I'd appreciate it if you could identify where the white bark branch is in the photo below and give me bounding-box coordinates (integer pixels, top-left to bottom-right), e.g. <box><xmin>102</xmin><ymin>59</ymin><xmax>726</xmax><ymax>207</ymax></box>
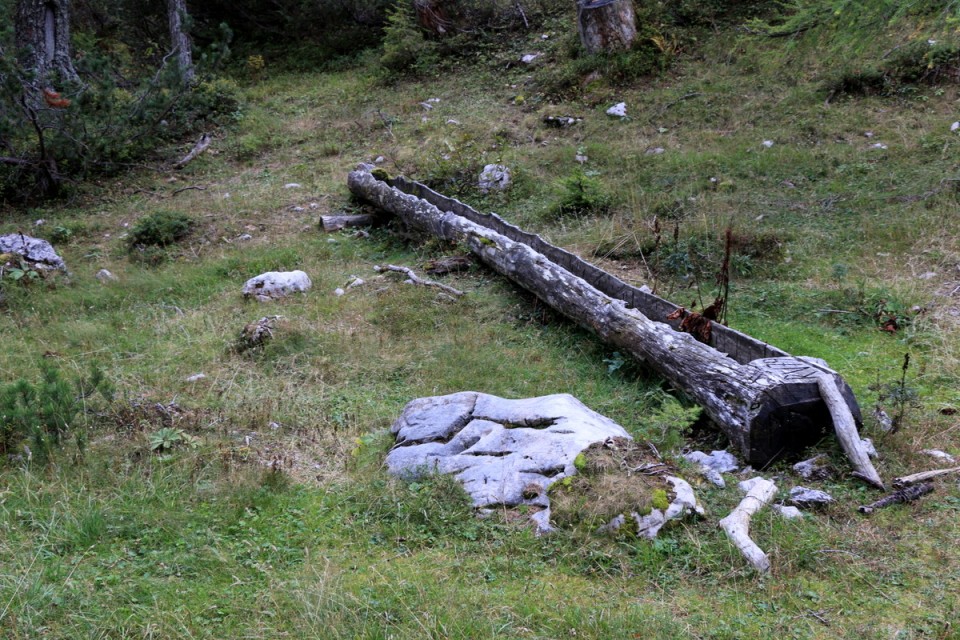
<box><xmin>817</xmin><ymin>375</ymin><xmax>885</xmax><ymax>489</ymax></box>
<box><xmin>374</xmin><ymin>264</ymin><xmax>465</xmax><ymax>297</ymax></box>
<box><xmin>719</xmin><ymin>478</ymin><xmax>777</xmax><ymax>573</ymax></box>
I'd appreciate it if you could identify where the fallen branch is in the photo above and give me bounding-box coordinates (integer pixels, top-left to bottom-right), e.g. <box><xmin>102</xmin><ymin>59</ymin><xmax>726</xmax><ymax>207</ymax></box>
<box><xmin>858</xmin><ymin>482</ymin><xmax>934</xmax><ymax>514</ymax></box>
<box><xmin>893</xmin><ymin>465</ymin><xmax>960</xmax><ymax>488</ymax></box>
<box><xmin>172</xmin><ymin>185</ymin><xmax>206</xmax><ymax>196</ymax></box>
<box><xmin>719</xmin><ymin>477</ymin><xmax>777</xmax><ymax>573</ymax></box>
<box><xmin>817</xmin><ymin>375</ymin><xmax>885</xmax><ymax>489</ymax></box>
<box><xmin>174</xmin><ymin>133</ymin><xmax>211</xmax><ymax>169</ymax></box>
<box><xmin>374</xmin><ymin>264</ymin><xmax>465</xmax><ymax>297</ymax></box>
<box><xmin>321</xmin><ymin>214</ymin><xmax>376</xmax><ymax>232</ymax></box>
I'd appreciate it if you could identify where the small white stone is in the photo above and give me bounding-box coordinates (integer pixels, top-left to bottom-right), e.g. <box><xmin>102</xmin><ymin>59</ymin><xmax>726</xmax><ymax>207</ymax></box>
<box><xmin>269</xmin><ymin>421</ymin><xmax>281</xmax><ymax>430</ymax></box>
<box><xmin>95</xmin><ymin>269</ymin><xmax>117</xmax><ymax>282</ymax></box>
<box><xmin>34</xmin><ymin>219</ymin><xmax>45</xmax><ymax>226</ymax></box>
<box><xmin>283</xmin><ymin>183</ymin><xmax>301</xmax><ymax>189</ymax></box>
<box><xmin>419</xmin><ymin>102</ymin><xmax>433</xmax><ymax>111</ymax></box>
<box><xmin>606</xmin><ymin>102</ymin><xmax>627</xmax><ymax>118</ymax></box>
<box><xmin>521</xmin><ymin>53</ymin><xmax>541</xmax><ymax>64</ymax></box>
<box><xmin>446</xmin><ymin>119</ymin><xmax>460</xmax><ymax>125</ymax></box>
<box><xmin>237</xmin><ymin>233</ymin><xmax>253</xmax><ymax>241</ymax></box>
<box><xmin>870</xmin><ymin>142</ymin><xmax>888</xmax><ymax>150</ymax></box>
<box><xmin>575</xmin><ymin>154</ymin><xmax>588</xmax><ymax>164</ymax></box>
<box><xmin>773</xmin><ymin>504</ymin><xmax>804</xmax><ymax>519</ymax></box>
<box><xmin>762</xmin><ymin>140</ymin><xmax>774</xmax><ymax>148</ymax></box>
<box><xmin>334</xmin><ymin>287</ymin><xmax>345</xmax><ymax>297</ymax></box>
<box><xmin>918</xmin><ymin>271</ymin><xmax>937</xmax><ymax>280</ymax></box>
<box><xmin>223</xmin><ymin>193</ymin><xmax>231</xmax><ymax>199</ymax></box>
<box><xmin>427</xmin><ymin>98</ymin><xmax>440</xmax><ymax>103</ymax></box>
<box><xmin>290</xmin><ymin>206</ymin><xmax>305</xmax><ymax>212</ymax></box>
<box><xmin>541</xmin><ymin>34</ymin><xmax>549</xmax><ymax>39</ymax></box>
<box><xmin>864</xmin><ymin>131</ymin><xmax>874</xmax><ymax>138</ymax></box>
<box><xmin>185</xmin><ymin>373</ymin><xmax>206</xmax><ymax>382</ymax></box>
<box><xmin>645</xmin><ymin>147</ymin><xmax>665</xmax><ymax>155</ymax></box>
<box><xmin>374</xmin><ymin>156</ymin><xmax>385</xmax><ymax>163</ymax></box>
<box><xmin>951</xmin><ymin>122</ymin><xmax>959</xmax><ymax>132</ymax></box>
<box><xmin>309</xmin><ymin>202</ymin><xmax>319</xmax><ymax>210</ymax></box>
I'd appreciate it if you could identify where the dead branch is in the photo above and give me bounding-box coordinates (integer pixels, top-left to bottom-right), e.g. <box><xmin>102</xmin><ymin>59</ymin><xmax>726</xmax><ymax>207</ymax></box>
<box><xmin>174</xmin><ymin>133</ymin><xmax>211</xmax><ymax>169</ymax></box>
<box><xmin>893</xmin><ymin>465</ymin><xmax>960</xmax><ymax>488</ymax></box>
<box><xmin>719</xmin><ymin>477</ymin><xmax>777</xmax><ymax>573</ymax></box>
<box><xmin>858</xmin><ymin>482</ymin><xmax>934</xmax><ymax>514</ymax></box>
<box><xmin>817</xmin><ymin>375</ymin><xmax>885</xmax><ymax>489</ymax></box>
<box><xmin>374</xmin><ymin>264</ymin><xmax>465</xmax><ymax>297</ymax></box>
<box><xmin>172</xmin><ymin>185</ymin><xmax>206</xmax><ymax>196</ymax></box>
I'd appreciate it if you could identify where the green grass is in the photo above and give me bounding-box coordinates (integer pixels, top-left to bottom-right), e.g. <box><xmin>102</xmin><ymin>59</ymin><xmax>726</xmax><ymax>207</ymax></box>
<box><xmin>2</xmin><ymin>5</ymin><xmax>960</xmax><ymax>637</ymax></box>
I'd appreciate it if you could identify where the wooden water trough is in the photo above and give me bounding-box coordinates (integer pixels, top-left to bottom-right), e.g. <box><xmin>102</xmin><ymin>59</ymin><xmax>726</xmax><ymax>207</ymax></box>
<box><xmin>348</xmin><ymin>165</ymin><xmax>883</xmax><ymax>486</ymax></box>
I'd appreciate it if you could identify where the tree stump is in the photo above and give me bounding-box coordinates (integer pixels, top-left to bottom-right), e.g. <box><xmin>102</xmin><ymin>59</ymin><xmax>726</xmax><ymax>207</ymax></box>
<box><xmin>576</xmin><ymin>0</ymin><xmax>637</xmax><ymax>55</ymax></box>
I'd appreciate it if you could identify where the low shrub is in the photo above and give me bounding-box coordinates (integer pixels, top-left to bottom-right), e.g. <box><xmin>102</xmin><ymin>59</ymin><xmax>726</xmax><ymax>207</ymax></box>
<box><xmin>128</xmin><ymin>210</ymin><xmax>195</xmax><ymax>249</ymax></box>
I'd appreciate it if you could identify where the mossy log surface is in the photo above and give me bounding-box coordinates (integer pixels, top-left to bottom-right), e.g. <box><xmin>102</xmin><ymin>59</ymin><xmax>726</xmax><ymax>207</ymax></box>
<box><xmin>347</xmin><ymin>166</ymin><xmax>868</xmax><ymax>470</ymax></box>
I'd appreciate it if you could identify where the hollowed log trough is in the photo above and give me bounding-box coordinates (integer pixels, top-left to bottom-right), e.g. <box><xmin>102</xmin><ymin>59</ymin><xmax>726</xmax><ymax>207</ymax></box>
<box><xmin>348</xmin><ymin>166</ymin><xmax>877</xmax><ymax>479</ymax></box>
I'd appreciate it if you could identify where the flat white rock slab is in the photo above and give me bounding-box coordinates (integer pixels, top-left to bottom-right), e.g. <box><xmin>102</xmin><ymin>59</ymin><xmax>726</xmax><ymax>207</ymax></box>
<box><xmin>242</xmin><ymin>270</ymin><xmax>312</xmax><ymax>301</ymax></box>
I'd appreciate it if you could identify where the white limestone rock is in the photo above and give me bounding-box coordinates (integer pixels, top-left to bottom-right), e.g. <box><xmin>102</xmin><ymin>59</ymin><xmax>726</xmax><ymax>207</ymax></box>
<box><xmin>0</xmin><ymin>234</ymin><xmax>67</xmax><ymax>271</ymax></box>
<box><xmin>788</xmin><ymin>486</ymin><xmax>834</xmax><ymax>509</ymax></box>
<box><xmin>772</xmin><ymin>504</ymin><xmax>804</xmax><ymax>519</ymax></box>
<box><xmin>386</xmin><ymin>392</ymin><xmax>630</xmax><ymax>534</ymax></box>
<box><xmin>684</xmin><ymin>450</ymin><xmax>738</xmax><ymax>488</ymax></box>
<box><xmin>606</xmin><ymin>102</ymin><xmax>627</xmax><ymax>117</ymax></box>
<box><xmin>478</xmin><ymin>164</ymin><xmax>511</xmax><ymax>193</ymax></box>
<box><xmin>96</xmin><ymin>269</ymin><xmax>117</xmax><ymax>283</ymax></box>
<box><xmin>242</xmin><ymin>270</ymin><xmax>312</xmax><ymax>301</ymax></box>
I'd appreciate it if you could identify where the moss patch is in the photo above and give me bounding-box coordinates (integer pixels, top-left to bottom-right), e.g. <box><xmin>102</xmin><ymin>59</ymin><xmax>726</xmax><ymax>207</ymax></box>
<box><xmin>549</xmin><ymin>437</ymin><xmax>674</xmax><ymax>531</ymax></box>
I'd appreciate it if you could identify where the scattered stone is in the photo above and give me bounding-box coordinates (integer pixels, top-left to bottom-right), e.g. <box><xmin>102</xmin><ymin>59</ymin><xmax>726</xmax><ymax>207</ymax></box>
<box><xmin>478</xmin><ymin>164</ymin><xmax>511</xmax><ymax>193</ymax></box>
<box><xmin>242</xmin><ymin>271</ymin><xmax>312</xmax><ymax>301</ymax></box>
<box><xmin>541</xmin><ymin>34</ymin><xmax>549</xmax><ymax>39</ymax></box>
<box><xmin>520</xmin><ymin>53</ymin><xmax>541</xmax><ymax>64</ymax></box>
<box><xmin>788</xmin><ymin>486</ymin><xmax>834</xmax><ymax>509</ymax></box>
<box><xmin>793</xmin><ymin>454</ymin><xmax>830</xmax><ymax>480</ymax></box>
<box><xmin>419</xmin><ymin>102</ymin><xmax>433</xmax><ymax>111</ymax></box>
<box><xmin>185</xmin><ymin>373</ymin><xmax>206</xmax><ymax>382</ymax></box>
<box><xmin>918</xmin><ymin>271</ymin><xmax>937</xmax><ymax>280</ymax></box>
<box><xmin>869</xmin><ymin>142</ymin><xmax>888</xmax><ymax>150</ymax></box>
<box><xmin>374</xmin><ymin>156</ymin><xmax>385</xmax><ymax>164</ymax></box>
<box><xmin>543</xmin><ymin>116</ymin><xmax>582</xmax><ymax>128</ymax></box>
<box><xmin>427</xmin><ymin>98</ymin><xmax>440</xmax><ymax>103</ymax></box>
<box><xmin>346</xmin><ymin>276</ymin><xmax>364</xmax><ymax>290</ymax></box>
<box><xmin>922</xmin><ymin>449</ymin><xmax>956</xmax><ymax>463</ymax></box>
<box><xmin>34</xmin><ymin>219</ymin><xmax>45</xmax><ymax>226</ymax></box>
<box><xmin>385</xmin><ymin>392</ymin><xmax>631</xmax><ymax>534</ymax></box>
<box><xmin>446</xmin><ymin>119</ymin><xmax>460</xmax><ymax>125</ymax></box>
<box><xmin>685</xmin><ymin>450</ymin><xmax>738</xmax><ymax>488</ymax></box>
<box><xmin>0</xmin><ymin>234</ymin><xmax>67</xmax><ymax>271</ymax></box>
<box><xmin>237</xmin><ymin>233</ymin><xmax>253</xmax><ymax>241</ymax></box>
<box><xmin>952</xmin><ymin>122</ymin><xmax>959</xmax><ymax>132</ymax></box>
<box><xmin>95</xmin><ymin>269</ymin><xmax>117</xmax><ymax>283</ymax></box>
<box><xmin>575</xmin><ymin>154</ymin><xmax>588</xmax><ymax>164</ymax></box>
<box><xmin>762</xmin><ymin>140</ymin><xmax>774</xmax><ymax>148</ymax></box>
<box><xmin>606</xmin><ymin>102</ymin><xmax>627</xmax><ymax>118</ymax></box>
<box><xmin>772</xmin><ymin>504</ymin><xmax>804</xmax><ymax>519</ymax></box>
<box><xmin>873</xmin><ymin>405</ymin><xmax>893</xmax><ymax>431</ymax></box>
<box><xmin>333</xmin><ymin>287</ymin><xmax>345</xmax><ymax>297</ymax></box>
<box><xmin>309</xmin><ymin>202</ymin><xmax>319</xmax><ymax>210</ymax></box>
<box><xmin>645</xmin><ymin>147</ymin><xmax>665</xmax><ymax>155</ymax></box>
<box><xmin>290</xmin><ymin>206</ymin><xmax>305</xmax><ymax>212</ymax></box>
<box><xmin>864</xmin><ymin>131</ymin><xmax>874</xmax><ymax>138</ymax></box>
<box><xmin>283</xmin><ymin>183</ymin><xmax>301</xmax><ymax>189</ymax></box>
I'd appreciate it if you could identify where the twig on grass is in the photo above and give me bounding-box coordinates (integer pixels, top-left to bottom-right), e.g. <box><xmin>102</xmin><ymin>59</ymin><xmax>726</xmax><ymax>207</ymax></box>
<box><xmin>374</xmin><ymin>264</ymin><xmax>465</xmax><ymax>297</ymax></box>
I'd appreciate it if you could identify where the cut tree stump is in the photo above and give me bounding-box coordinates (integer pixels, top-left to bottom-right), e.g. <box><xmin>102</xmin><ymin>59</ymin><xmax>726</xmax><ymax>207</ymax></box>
<box><xmin>576</xmin><ymin>0</ymin><xmax>637</xmax><ymax>55</ymax></box>
<box><xmin>347</xmin><ymin>166</ymin><xmax>871</xmax><ymax>474</ymax></box>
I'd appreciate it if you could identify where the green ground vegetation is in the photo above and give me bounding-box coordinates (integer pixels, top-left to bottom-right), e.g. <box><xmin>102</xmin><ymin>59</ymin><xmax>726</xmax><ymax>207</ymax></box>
<box><xmin>2</xmin><ymin>2</ymin><xmax>960</xmax><ymax>637</ymax></box>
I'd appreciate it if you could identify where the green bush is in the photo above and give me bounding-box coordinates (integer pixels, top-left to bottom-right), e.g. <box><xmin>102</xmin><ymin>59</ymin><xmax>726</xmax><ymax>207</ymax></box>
<box><xmin>379</xmin><ymin>2</ymin><xmax>437</xmax><ymax>74</ymax></box>
<box><xmin>0</xmin><ymin>362</ymin><xmax>113</xmax><ymax>465</ymax></box>
<box><xmin>550</xmin><ymin>169</ymin><xmax>611</xmax><ymax>218</ymax></box>
<box><xmin>128</xmin><ymin>210</ymin><xmax>195</xmax><ymax>248</ymax></box>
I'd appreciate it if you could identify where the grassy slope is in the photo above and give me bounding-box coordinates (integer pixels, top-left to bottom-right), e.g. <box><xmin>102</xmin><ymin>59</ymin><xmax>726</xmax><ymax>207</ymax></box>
<box><xmin>2</xmin><ymin>10</ymin><xmax>960</xmax><ymax>639</ymax></box>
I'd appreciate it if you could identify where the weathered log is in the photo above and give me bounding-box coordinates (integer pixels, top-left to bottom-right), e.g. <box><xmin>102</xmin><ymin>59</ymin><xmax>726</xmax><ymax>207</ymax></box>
<box><xmin>347</xmin><ymin>167</ymin><xmax>868</xmax><ymax>471</ymax></box>
<box><xmin>576</xmin><ymin>0</ymin><xmax>637</xmax><ymax>55</ymax></box>
<box><xmin>893</xmin><ymin>465</ymin><xmax>960</xmax><ymax>488</ymax></box>
<box><xmin>719</xmin><ymin>477</ymin><xmax>777</xmax><ymax>573</ymax></box>
<box><xmin>321</xmin><ymin>214</ymin><xmax>377</xmax><ymax>232</ymax></box>
<box><xmin>858</xmin><ymin>482</ymin><xmax>934</xmax><ymax>514</ymax></box>
<box><xmin>174</xmin><ymin>133</ymin><xmax>211</xmax><ymax>169</ymax></box>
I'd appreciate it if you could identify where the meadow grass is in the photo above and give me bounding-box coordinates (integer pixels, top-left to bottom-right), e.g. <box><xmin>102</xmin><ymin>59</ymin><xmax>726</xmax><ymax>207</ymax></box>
<box><xmin>2</xmin><ymin>8</ymin><xmax>960</xmax><ymax>638</ymax></box>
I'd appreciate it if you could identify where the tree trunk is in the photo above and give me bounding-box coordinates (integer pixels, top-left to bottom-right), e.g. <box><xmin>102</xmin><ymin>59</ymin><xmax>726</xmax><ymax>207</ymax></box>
<box><xmin>348</xmin><ymin>166</ymin><xmax>874</xmax><ymax>476</ymax></box>
<box><xmin>576</xmin><ymin>0</ymin><xmax>637</xmax><ymax>55</ymax></box>
<box><xmin>166</xmin><ymin>0</ymin><xmax>195</xmax><ymax>84</ymax></box>
<box><xmin>14</xmin><ymin>0</ymin><xmax>80</xmax><ymax>87</ymax></box>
